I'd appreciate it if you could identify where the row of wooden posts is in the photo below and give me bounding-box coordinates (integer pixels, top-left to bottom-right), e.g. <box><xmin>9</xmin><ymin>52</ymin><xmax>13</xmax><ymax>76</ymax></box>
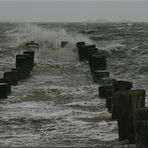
<box><xmin>0</xmin><ymin>41</ymin><xmax>38</xmax><ymax>100</ymax></box>
<box><xmin>0</xmin><ymin>40</ymin><xmax>147</xmax><ymax>147</ymax></box>
<box><xmin>76</xmin><ymin>41</ymin><xmax>148</xmax><ymax>147</ymax></box>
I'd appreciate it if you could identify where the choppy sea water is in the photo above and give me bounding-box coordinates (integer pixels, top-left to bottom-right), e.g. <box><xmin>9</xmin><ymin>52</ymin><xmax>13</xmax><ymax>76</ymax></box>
<box><xmin>0</xmin><ymin>22</ymin><xmax>148</xmax><ymax>147</ymax></box>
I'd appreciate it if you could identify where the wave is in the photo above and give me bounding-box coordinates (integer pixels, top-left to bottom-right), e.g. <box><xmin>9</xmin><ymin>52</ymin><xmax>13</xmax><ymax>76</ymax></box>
<box><xmin>4</xmin><ymin>23</ymin><xmax>94</xmax><ymax>63</ymax></box>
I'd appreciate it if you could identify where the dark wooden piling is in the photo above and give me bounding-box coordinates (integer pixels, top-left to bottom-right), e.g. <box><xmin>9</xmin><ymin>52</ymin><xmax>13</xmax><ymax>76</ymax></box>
<box><xmin>113</xmin><ymin>89</ymin><xmax>145</xmax><ymax>143</ymax></box>
<box><xmin>135</xmin><ymin>107</ymin><xmax>148</xmax><ymax>147</ymax></box>
<box><xmin>89</xmin><ymin>54</ymin><xmax>107</xmax><ymax>73</ymax></box>
<box><xmin>93</xmin><ymin>70</ymin><xmax>110</xmax><ymax>83</ymax></box>
<box><xmin>78</xmin><ymin>46</ymin><xmax>88</xmax><ymax>61</ymax></box>
<box><xmin>87</xmin><ymin>47</ymin><xmax>98</xmax><ymax>55</ymax></box>
<box><xmin>106</xmin><ymin>97</ymin><xmax>112</xmax><ymax>112</ymax></box>
<box><xmin>0</xmin><ymin>78</ymin><xmax>11</xmax><ymax>94</ymax></box>
<box><xmin>23</xmin><ymin>51</ymin><xmax>35</xmax><ymax>70</ymax></box>
<box><xmin>76</xmin><ymin>42</ymin><xmax>85</xmax><ymax>48</ymax></box>
<box><xmin>87</xmin><ymin>48</ymin><xmax>98</xmax><ymax>61</ymax></box>
<box><xmin>11</xmin><ymin>68</ymin><xmax>19</xmax><ymax>80</ymax></box>
<box><xmin>112</xmin><ymin>80</ymin><xmax>133</xmax><ymax>120</ymax></box>
<box><xmin>16</xmin><ymin>56</ymin><xmax>27</xmax><ymax>79</ymax></box>
<box><xmin>23</xmin><ymin>53</ymin><xmax>33</xmax><ymax>71</ymax></box>
<box><xmin>16</xmin><ymin>54</ymin><xmax>32</xmax><ymax>78</ymax></box>
<box><xmin>0</xmin><ymin>83</ymin><xmax>8</xmax><ymax>99</ymax></box>
<box><xmin>85</xmin><ymin>45</ymin><xmax>97</xmax><ymax>61</ymax></box>
<box><xmin>100</xmin><ymin>78</ymin><xmax>116</xmax><ymax>86</ymax></box>
<box><xmin>3</xmin><ymin>71</ymin><xmax>18</xmax><ymax>86</ymax></box>
<box><xmin>25</xmin><ymin>41</ymin><xmax>39</xmax><ymax>49</ymax></box>
<box><xmin>78</xmin><ymin>44</ymin><xmax>97</xmax><ymax>62</ymax></box>
<box><xmin>98</xmin><ymin>85</ymin><xmax>113</xmax><ymax>98</ymax></box>
<box><xmin>61</xmin><ymin>41</ymin><xmax>68</xmax><ymax>48</ymax></box>
<box><xmin>99</xmin><ymin>78</ymin><xmax>116</xmax><ymax>112</ymax></box>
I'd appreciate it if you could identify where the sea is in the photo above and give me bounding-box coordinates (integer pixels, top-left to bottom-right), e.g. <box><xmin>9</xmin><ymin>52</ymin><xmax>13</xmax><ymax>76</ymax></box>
<box><xmin>0</xmin><ymin>22</ymin><xmax>148</xmax><ymax>147</ymax></box>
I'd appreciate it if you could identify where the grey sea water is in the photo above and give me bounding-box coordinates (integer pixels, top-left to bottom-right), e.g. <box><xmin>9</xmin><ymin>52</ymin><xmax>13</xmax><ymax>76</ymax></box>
<box><xmin>0</xmin><ymin>22</ymin><xmax>147</xmax><ymax>147</ymax></box>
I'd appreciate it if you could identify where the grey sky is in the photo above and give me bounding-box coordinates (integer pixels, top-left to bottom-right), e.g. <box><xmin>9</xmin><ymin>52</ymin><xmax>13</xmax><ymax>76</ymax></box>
<box><xmin>0</xmin><ymin>1</ymin><xmax>148</xmax><ymax>22</ymax></box>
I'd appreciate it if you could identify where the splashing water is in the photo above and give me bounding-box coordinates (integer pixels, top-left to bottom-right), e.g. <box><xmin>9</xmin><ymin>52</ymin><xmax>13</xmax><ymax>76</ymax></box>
<box><xmin>5</xmin><ymin>23</ymin><xmax>94</xmax><ymax>63</ymax></box>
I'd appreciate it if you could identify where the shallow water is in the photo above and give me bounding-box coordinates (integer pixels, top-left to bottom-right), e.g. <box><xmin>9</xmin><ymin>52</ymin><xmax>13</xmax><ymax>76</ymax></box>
<box><xmin>0</xmin><ymin>22</ymin><xmax>147</xmax><ymax>147</ymax></box>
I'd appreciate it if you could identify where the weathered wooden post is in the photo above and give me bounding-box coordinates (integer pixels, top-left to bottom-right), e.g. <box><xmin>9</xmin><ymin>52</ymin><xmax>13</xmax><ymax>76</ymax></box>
<box><xmin>135</xmin><ymin>107</ymin><xmax>148</xmax><ymax>147</ymax></box>
<box><xmin>85</xmin><ymin>45</ymin><xmax>97</xmax><ymax>60</ymax></box>
<box><xmin>12</xmin><ymin>67</ymin><xmax>23</xmax><ymax>80</ymax></box>
<box><xmin>100</xmin><ymin>78</ymin><xmax>116</xmax><ymax>112</ymax></box>
<box><xmin>100</xmin><ymin>78</ymin><xmax>116</xmax><ymax>86</ymax></box>
<box><xmin>76</xmin><ymin>42</ymin><xmax>85</xmax><ymax>48</ymax></box>
<box><xmin>61</xmin><ymin>41</ymin><xmax>68</xmax><ymax>48</ymax></box>
<box><xmin>0</xmin><ymin>78</ymin><xmax>11</xmax><ymax>94</ymax></box>
<box><xmin>112</xmin><ymin>80</ymin><xmax>133</xmax><ymax>120</ymax></box>
<box><xmin>89</xmin><ymin>54</ymin><xmax>107</xmax><ymax>73</ymax></box>
<box><xmin>93</xmin><ymin>70</ymin><xmax>110</xmax><ymax>83</ymax></box>
<box><xmin>16</xmin><ymin>54</ymin><xmax>32</xmax><ymax>78</ymax></box>
<box><xmin>16</xmin><ymin>56</ymin><xmax>27</xmax><ymax>79</ymax></box>
<box><xmin>23</xmin><ymin>51</ymin><xmax>35</xmax><ymax>70</ymax></box>
<box><xmin>25</xmin><ymin>41</ymin><xmax>39</xmax><ymax>49</ymax></box>
<box><xmin>78</xmin><ymin>44</ymin><xmax>97</xmax><ymax>62</ymax></box>
<box><xmin>114</xmin><ymin>89</ymin><xmax>145</xmax><ymax>143</ymax></box>
<box><xmin>78</xmin><ymin>46</ymin><xmax>87</xmax><ymax>61</ymax></box>
<box><xmin>23</xmin><ymin>53</ymin><xmax>33</xmax><ymax>71</ymax></box>
<box><xmin>98</xmin><ymin>85</ymin><xmax>113</xmax><ymax>98</ymax></box>
<box><xmin>0</xmin><ymin>83</ymin><xmax>8</xmax><ymax>99</ymax></box>
<box><xmin>87</xmin><ymin>48</ymin><xmax>98</xmax><ymax>61</ymax></box>
<box><xmin>3</xmin><ymin>71</ymin><xmax>18</xmax><ymax>86</ymax></box>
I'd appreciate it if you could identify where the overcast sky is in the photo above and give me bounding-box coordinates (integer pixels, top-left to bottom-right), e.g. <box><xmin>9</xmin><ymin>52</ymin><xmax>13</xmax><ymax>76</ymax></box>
<box><xmin>0</xmin><ymin>0</ymin><xmax>148</xmax><ymax>22</ymax></box>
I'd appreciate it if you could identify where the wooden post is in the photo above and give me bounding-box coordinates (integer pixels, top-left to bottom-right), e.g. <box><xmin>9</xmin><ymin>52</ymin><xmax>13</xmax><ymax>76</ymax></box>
<box><xmin>89</xmin><ymin>54</ymin><xmax>107</xmax><ymax>73</ymax></box>
<box><xmin>99</xmin><ymin>78</ymin><xmax>116</xmax><ymax>112</ymax></box>
<box><xmin>76</xmin><ymin>42</ymin><xmax>85</xmax><ymax>48</ymax></box>
<box><xmin>93</xmin><ymin>70</ymin><xmax>110</xmax><ymax>83</ymax></box>
<box><xmin>23</xmin><ymin>54</ymin><xmax>33</xmax><ymax>71</ymax></box>
<box><xmin>78</xmin><ymin>46</ymin><xmax>87</xmax><ymax>61</ymax></box>
<box><xmin>98</xmin><ymin>85</ymin><xmax>113</xmax><ymax>98</ymax></box>
<box><xmin>113</xmin><ymin>89</ymin><xmax>145</xmax><ymax>143</ymax></box>
<box><xmin>100</xmin><ymin>78</ymin><xmax>116</xmax><ymax>86</ymax></box>
<box><xmin>0</xmin><ymin>83</ymin><xmax>8</xmax><ymax>99</ymax></box>
<box><xmin>3</xmin><ymin>71</ymin><xmax>18</xmax><ymax>86</ymax></box>
<box><xmin>25</xmin><ymin>41</ymin><xmax>39</xmax><ymax>49</ymax></box>
<box><xmin>106</xmin><ymin>97</ymin><xmax>112</xmax><ymax>112</ymax></box>
<box><xmin>112</xmin><ymin>80</ymin><xmax>133</xmax><ymax>120</ymax></box>
<box><xmin>135</xmin><ymin>107</ymin><xmax>148</xmax><ymax>147</ymax></box>
<box><xmin>16</xmin><ymin>54</ymin><xmax>31</xmax><ymax>78</ymax></box>
<box><xmin>61</xmin><ymin>41</ymin><xmax>68</xmax><ymax>48</ymax></box>
<box><xmin>16</xmin><ymin>56</ymin><xmax>28</xmax><ymax>79</ymax></box>
<box><xmin>0</xmin><ymin>78</ymin><xmax>11</xmax><ymax>94</ymax></box>
<box><xmin>23</xmin><ymin>51</ymin><xmax>35</xmax><ymax>70</ymax></box>
<box><xmin>78</xmin><ymin>45</ymin><xmax>97</xmax><ymax>62</ymax></box>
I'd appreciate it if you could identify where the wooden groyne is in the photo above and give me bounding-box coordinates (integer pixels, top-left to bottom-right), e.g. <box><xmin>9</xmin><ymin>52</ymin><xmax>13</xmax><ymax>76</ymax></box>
<box><xmin>76</xmin><ymin>41</ymin><xmax>147</xmax><ymax>147</ymax></box>
<box><xmin>0</xmin><ymin>41</ymin><xmax>38</xmax><ymax>99</ymax></box>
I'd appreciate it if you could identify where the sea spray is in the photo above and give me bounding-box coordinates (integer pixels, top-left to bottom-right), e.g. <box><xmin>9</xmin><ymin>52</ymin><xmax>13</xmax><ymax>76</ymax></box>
<box><xmin>5</xmin><ymin>23</ymin><xmax>94</xmax><ymax>63</ymax></box>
